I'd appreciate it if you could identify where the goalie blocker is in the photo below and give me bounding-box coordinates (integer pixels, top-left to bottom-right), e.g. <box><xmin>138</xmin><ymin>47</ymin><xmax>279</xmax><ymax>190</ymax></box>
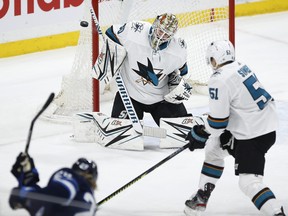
<box><xmin>73</xmin><ymin>112</ymin><xmax>207</xmax><ymax>150</ymax></box>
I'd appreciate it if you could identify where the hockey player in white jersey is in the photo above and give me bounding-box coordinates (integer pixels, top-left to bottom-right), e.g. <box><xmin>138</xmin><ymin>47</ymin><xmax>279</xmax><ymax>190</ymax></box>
<box><xmin>184</xmin><ymin>40</ymin><xmax>285</xmax><ymax>216</ymax></box>
<box><xmin>101</xmin><ymin>13</ymin><xmax>193</xmax><ymax>126</ymax></box>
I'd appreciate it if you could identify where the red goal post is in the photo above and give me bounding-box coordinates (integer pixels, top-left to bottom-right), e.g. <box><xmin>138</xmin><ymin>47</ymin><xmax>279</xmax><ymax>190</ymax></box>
<box><xmin>42</xmin><ymin>0</ymin><xmax>235</xmax><ymax>122</ymax></box>
<box><xmin>92</xmin><ymin>0</ymin><xmax>99</xmax><ymax>112</ymax></box>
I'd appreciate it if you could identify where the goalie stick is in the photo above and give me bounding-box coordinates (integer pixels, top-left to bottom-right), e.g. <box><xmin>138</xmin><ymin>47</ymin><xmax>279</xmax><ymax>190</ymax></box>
<box><xmin>89</xmin><ymin>5</ymin><xmax>143</xmax><ymax>134</ymax></box>
<box><xmin>97</xmin><ymin>143</ymin><xmax>189</xmax><ymax>206</ymax></box>
<box><xmin>25</xmin><ymin>93</ymin><xmax>55</xmax><ymax>153</ymax></box>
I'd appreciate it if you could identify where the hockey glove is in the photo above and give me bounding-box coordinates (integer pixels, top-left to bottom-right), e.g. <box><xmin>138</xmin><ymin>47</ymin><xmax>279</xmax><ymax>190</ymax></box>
<box><xmin>11</xmin><ymin>152</ymin><xmax>39</xmax><ymax>186</ymax></box>
<box><xmin>93</xmin><ymin>37</ymin><xmax>127</xmax><ymax>83</ymax></box>
<box><xmin>186</xmin><ymin>125</ymin><xmax>210</xmax><ymax>151</ymax></box>
<box><xmin>220</xmin><ymin>130</ymin><xmax>235</xmax><ymax>156</ymax></box>
<box><xmin>167</xmin><ymin>70</ymin><xmax>182</xmax><ymax>92</ymax></box>
<box><xmin>164</xmin><ymin>78</ymin><xmax>193</xmax><ymax>104</ymax></box>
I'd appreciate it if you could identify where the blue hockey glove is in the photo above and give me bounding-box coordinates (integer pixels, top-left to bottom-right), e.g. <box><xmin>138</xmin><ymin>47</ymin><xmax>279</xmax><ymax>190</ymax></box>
<box><xmin>186</xmin><ymin>125</ymin><xmax>210</xmax><ymax>151</ymax></box>
<box><xmin>11</xmin><ymin>152</ymin><xmax>39</xmax><ymax>186</ymax></box>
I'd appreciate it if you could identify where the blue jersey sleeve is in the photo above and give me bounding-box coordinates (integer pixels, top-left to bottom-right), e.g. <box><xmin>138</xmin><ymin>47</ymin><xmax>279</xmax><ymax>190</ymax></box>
<box><xmin>9</xmin><ymin>185</ymin><xmax>41</xmax><ymax>210</ymax></box>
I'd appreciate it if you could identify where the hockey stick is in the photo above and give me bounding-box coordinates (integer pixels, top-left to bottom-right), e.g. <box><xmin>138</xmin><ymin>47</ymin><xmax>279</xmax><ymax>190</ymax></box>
<box><xmin>97</xmin><ymin>143</ymin><xmax>189</xmax><ymax>206</ymax></box>
<box><xmin>25</xmin><ymin>93</ymin><xmax>55</xmax><ymax>154</ymax></box>
<box><xmin>89</xmin><ymin>5</ymin><xmax>143</xmax><ymax>134</ymax></box>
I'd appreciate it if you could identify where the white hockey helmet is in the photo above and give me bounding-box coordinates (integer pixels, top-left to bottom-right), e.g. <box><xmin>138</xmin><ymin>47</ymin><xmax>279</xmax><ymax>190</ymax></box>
<box><xmin>149</xmin><ymin>13</ymin><xmax>178</xmax><ymax>51</ymax></box>
<box><xmin>206</xmin><ymin>40</ymin><xmax>235</xmax><ymax>70</ymax></box>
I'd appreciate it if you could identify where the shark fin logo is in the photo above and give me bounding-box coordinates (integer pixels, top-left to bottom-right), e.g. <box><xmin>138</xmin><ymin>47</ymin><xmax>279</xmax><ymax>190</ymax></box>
<box><xmin>132</xmin><ymin>58</ymin><xmax>160</xmax><ymax>86</ymax></box>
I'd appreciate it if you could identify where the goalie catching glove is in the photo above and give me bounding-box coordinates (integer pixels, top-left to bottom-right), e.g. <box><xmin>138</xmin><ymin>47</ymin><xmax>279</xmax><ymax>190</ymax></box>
<box><xmin>186</xmin><ymin>125</ymin><xmax>210</xmax><ymax>151</ymax></box>
<box><xmin>92</xmin><ymin>37</ymin><xmax>127</xmax><ymax>83</ymax></box>
<box><xmin>11</xmin><ymin>152</ymin><xmax>39</xmax><ymax>186</ymax></box>
<box><xmin>164</xmin><ymin>71</ymin><xmax>193</xmax><ymax>104</ymax></box>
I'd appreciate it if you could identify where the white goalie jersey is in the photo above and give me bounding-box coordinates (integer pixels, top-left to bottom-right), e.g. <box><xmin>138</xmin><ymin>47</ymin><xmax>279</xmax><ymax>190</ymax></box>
<box><xmin>207</xmin><ymin>61</ymin><xmax>278</xmax><ymax>140</ymax></box>
<box><xmin>107</xmin><ymin>21</ymin><xmax>188</xmax><ymax>105</ymax></box>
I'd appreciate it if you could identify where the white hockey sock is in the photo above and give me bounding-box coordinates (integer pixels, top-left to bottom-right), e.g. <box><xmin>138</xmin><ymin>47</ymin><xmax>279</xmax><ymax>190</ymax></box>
<box><xmin>239</xmin><ymin>174</ymin><xmax>283</xmax><ymax>215</ymax></box>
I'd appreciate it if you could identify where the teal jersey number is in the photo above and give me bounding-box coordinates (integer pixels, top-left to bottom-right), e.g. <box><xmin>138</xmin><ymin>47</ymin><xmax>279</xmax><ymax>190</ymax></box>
<box><xmin>243</xmin><ymin>75</ymin><xmax>272</xmax><ymax>110</ymax></box>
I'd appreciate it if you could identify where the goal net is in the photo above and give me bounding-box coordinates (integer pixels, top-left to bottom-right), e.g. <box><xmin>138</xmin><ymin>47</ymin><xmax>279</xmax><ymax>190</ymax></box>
<box><xmin>42</xmin><ymin>0</ymin><xmax>234</xmax><ymax>122</ymax></box>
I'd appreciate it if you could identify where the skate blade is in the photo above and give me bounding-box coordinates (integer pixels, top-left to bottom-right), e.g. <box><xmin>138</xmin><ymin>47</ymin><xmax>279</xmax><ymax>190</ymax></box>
<box><xmin>184</xmin><ymin>206</ymin><xmax>202</xmax><ymax>216</ymax></box>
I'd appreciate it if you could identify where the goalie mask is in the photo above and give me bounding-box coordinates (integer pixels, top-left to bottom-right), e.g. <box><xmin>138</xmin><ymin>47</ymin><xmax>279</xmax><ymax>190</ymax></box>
<box><xmin>72</xmin><ymin>158</ymin><xmax>98</xmax><ymax>190</ymax></box>
<box><xmin>149</xmin><ymin>13</ymin><xmax>178</xmax><ymax>51</ymax></box>
<box><xmin>206</xmin><ymin>40</ymin><xmax>235</xmax><ymax>70</ymax></box>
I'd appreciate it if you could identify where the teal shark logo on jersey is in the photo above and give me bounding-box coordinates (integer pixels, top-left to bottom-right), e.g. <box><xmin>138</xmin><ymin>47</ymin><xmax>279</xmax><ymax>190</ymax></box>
<box><xmin>132</xmin><ymin>58</ymin><xmax>161</xmax><ymax>86</ymax></box>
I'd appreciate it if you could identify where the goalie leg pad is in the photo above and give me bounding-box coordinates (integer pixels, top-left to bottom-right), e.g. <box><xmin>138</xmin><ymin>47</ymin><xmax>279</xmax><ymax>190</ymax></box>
<box><xmin>73</xmin><ymin>115</ymin><xmax>98</xmax><ymax>142</ymax></box>
<box><xmin>73</xmin><ymin>112</ymin><xmax>144</xmax><ymax>151</ymax></box>
<box><xmin>159</xmin><ymin>116</ymin><xmax>205</xmax><ymax>148</ymax></box>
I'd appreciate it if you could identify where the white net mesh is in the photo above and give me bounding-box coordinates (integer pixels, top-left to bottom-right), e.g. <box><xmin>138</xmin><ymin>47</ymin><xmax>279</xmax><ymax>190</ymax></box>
<box><xmin>43</xmin><ymin>0</ymin><xmax>231</xmax><ymax>121</ymax></box>
<box><xmin>41</xmin><ymin>0</ymin><xmax>93</xmax><ymax>122</ymax></box>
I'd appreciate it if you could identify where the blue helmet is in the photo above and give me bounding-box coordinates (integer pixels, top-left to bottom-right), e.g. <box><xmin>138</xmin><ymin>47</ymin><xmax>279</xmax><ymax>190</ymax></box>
<box><xmin>72</xmin><ymin>158</ymin><xmax>98</xmax><ymax>189</ymax></box>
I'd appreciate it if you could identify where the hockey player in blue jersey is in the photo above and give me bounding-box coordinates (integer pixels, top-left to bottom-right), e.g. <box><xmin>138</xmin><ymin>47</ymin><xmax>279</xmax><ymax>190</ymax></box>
<box><xmin>9</xmin><ymin>153</ymin><xmax>97</xmax><ymax>216</ymax></box>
